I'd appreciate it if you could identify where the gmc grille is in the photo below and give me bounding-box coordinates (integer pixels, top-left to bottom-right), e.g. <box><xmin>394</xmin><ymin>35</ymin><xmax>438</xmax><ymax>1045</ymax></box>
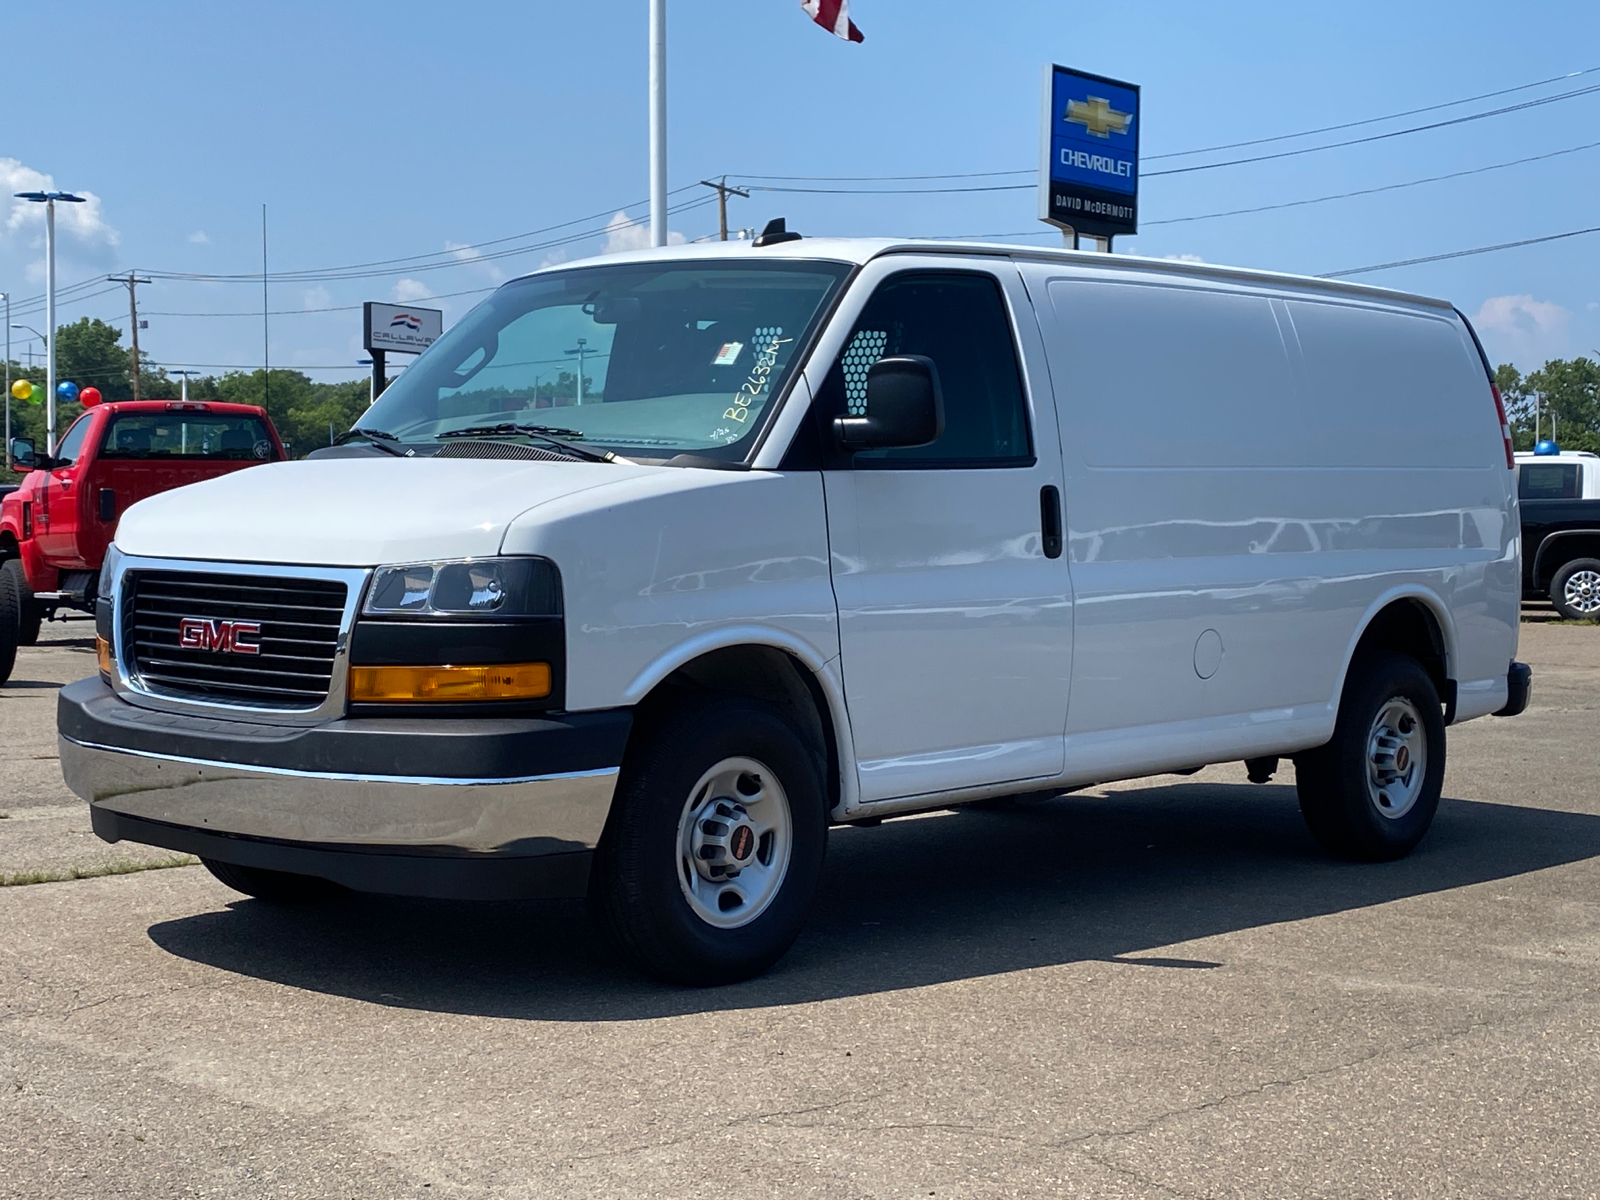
<box><xmin>124</xmin><ymin>570</ymin><xmax>348</xmax><ymax>709</ymax></box>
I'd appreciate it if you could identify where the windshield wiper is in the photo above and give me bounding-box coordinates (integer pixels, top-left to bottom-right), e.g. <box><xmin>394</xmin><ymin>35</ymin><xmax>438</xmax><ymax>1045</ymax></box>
<box><xmin>436</xmin><ymin>422</ymin><xmax>619</xmax><ymax>463</ymax></box>
<box><xmin>334</xmin><ymin>428</ymin><xmax>411</xmax><ymax>457</ymax></box>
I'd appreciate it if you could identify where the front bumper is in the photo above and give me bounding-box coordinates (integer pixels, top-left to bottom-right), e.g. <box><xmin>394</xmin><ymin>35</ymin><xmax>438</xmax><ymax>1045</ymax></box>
<box><xmin>59</xmin><ymin>678</ymin><xmax>631</xmax><ymax>899</ymax></box>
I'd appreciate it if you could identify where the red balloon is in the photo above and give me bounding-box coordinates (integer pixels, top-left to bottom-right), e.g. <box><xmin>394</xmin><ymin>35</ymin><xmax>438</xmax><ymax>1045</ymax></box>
<box><xmin>79</xmin><ymin>387</ymin><xmax>102</xmax><ymax>407</ymax></box>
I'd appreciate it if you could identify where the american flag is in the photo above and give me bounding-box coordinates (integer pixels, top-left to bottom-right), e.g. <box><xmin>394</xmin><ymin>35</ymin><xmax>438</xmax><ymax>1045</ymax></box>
<box><xmin>801</xmin><ymin>0</ymin><xmax>864</xmax><ymax>43</ymax></box>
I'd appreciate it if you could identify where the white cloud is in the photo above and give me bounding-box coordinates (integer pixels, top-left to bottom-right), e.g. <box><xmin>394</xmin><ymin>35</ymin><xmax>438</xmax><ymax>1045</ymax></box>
<box><xmin>0</xmin><ymin>157</ymin><xmax>119</xmax><ymax>249</ymax></box>
<box><xmin>188</xmin><ymin>230</ymin><xmax>210</xmax><ymax>244</ymax></box>
<box><xmin>1473</xmin><ymin>294</ymin><xmax>1571</xmax><ymax>368</ymax></box>
<box><xmin>1162</xmin><ymin>252</ymin><xmax>1205</xmax><ymax>263</ymax></box>
<box><xmin>301</xmin><ymin>286</ymin><xmax>332</xmax><ymax>310</ymax></box>
<box><xmin>539</xmin><ymin>249</ymin><xmax>568</xmax><ymax>270</ymax></box>
<box><xmin>602</xmin><ymin>210</ymin><xmax>686</xmax><ymax>255</ymax></box>
<box><xmin>445</xmin><ymin>239</ymin><xmax>506</xmax><ymax>282</ymax></box>
<box><xmin>392</xmin><ymin>278</ymin><xmax>436</xmax><ymax>303</ymax></box>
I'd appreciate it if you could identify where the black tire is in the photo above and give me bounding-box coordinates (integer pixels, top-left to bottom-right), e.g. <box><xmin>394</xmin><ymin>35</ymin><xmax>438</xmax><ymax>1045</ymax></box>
<box><xmin>201</xmin><ymin>857</ymin><xmax>346</xmax><ymax>903</ymax></box>
<box><xmin>2</xmin><ymin>561</ymin><xmax>42</xmax><ymax>646</ymax></box>
<box><xmin>1293</xmin><ymin>652</ymin><xmax>1446</xmax><ymax>861</ymax></box>
<box><xmin>0</xmin><ymin>562</ymin><xmax>18</xmax><ymax>685</ymax></box>
<box><xmin>589</xmin><ymin>695</ymin><xmax>828</xmax><ymax>986</ymax></box>
<box><xmin>1549</xmin><ymin>557</ymin><xmax>1600</xmax><ymax>622</ymax></box>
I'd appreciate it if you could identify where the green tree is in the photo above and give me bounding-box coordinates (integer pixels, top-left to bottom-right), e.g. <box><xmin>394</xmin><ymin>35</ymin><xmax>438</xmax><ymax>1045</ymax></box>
<box><xmin>1498</xmin><ymin>357</ymin><xmax>1600</xmax><ymax>453</ymax></box>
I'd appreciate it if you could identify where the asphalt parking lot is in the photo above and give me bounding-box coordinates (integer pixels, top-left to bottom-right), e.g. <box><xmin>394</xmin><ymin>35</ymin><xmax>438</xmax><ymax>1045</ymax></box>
<box><xmin>2</xmin><ymin>614</ymin><xmax>1596</xmax><ymax>1199</ymax></box>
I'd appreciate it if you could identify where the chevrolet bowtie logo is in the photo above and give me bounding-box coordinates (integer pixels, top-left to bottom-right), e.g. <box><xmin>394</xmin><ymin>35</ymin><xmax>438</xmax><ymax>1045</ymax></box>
<box><xmin>1065</xmin><ymin>95</ymin><xmax>1131</xmax><ymax>138</ymax></box>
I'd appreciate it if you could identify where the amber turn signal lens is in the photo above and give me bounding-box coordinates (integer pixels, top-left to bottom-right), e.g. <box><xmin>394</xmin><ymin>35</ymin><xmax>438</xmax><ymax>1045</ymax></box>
<box><xmin>96</xmin><ymin>635</ymin><xmax>114</xmax><ymax>677</ymax></box>
<box><xmin>348</xmin><ymin>662</ymin><xmax>552</xmax><ymax>703</ymax></box>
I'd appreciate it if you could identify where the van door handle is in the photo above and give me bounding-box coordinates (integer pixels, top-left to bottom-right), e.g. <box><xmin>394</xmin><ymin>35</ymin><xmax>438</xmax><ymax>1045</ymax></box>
<box><xmin>1040</xmin><ymin>485</ymin><xmax>1063</xmax><ymax>559</ymax></box>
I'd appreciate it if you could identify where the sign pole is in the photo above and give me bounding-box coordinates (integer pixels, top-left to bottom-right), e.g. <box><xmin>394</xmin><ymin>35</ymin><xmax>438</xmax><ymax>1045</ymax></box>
<box><xmin>371</xmin><ymin>349</ymin><xmax>386</xmax><ymax>400</ymax></box>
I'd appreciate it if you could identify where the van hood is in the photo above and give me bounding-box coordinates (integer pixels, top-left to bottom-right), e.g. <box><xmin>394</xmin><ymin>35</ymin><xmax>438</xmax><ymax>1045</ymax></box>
<box><xmin>113</xmin><ymin>457</ymin><xmax>678</xmax><ymax>566</ymax></box>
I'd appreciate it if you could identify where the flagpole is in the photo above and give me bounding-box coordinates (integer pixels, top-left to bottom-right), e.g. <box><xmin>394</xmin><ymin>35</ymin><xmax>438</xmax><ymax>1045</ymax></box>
<box><xmin>649</xmin><ymin>0</ymin><xmax>667</xmax><ymax>247</ymax></box>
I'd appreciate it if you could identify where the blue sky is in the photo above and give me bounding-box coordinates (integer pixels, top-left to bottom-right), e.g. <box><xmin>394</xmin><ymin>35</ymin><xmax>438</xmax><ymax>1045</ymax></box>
<box><xmin>3</xmin><ymin>0</ymin><xmax>1597</xmax><ymax>381</ymax></box>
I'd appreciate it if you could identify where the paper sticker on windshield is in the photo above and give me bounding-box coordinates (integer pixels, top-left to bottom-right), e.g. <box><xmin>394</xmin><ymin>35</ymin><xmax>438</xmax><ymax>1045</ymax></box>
<box><xmin>712</xmin><ymin>342</ymin><xmax>744</xmax><ymax>367</ymax></box>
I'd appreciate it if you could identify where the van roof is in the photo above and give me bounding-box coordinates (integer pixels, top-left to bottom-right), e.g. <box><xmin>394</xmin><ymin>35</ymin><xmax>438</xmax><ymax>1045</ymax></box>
<box><xmin>510</xmin><ymin>236</ymin><xmax>1456</xmax><ymax>312</ymax></box>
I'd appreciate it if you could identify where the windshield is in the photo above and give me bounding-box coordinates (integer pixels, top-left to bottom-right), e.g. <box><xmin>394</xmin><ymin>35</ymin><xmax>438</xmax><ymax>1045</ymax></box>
<box><xmin>100</xmin><ymin>413</ymin><xmax>277</xmax><ymax>460</ymax></box>
<box><xmin>359</xmin><ymin>260</ymin><xmax>850</xmax><ymax>460</ymax></box>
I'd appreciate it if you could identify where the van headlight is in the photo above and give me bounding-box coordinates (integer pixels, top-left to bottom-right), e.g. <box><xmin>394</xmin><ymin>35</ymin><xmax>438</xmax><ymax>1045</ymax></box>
<box><xmin>364</xmin><ymin>556</ymin><xmax>562</xmax><ymax>618</ymax></box>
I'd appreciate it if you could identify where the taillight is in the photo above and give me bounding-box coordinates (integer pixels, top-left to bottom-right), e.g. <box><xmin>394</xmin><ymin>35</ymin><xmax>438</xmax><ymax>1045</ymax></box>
<box><xmin>1491</xmin><ymin>383</ymin><xmax>1514</xmax><ymax>469</ymax></box>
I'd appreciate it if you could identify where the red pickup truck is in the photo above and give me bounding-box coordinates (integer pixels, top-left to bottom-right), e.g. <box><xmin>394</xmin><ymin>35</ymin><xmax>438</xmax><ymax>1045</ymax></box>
<box><xmin>0</xmin><ymin>399</ymin><xmax>285</xmax><ymax>682</ymax></box>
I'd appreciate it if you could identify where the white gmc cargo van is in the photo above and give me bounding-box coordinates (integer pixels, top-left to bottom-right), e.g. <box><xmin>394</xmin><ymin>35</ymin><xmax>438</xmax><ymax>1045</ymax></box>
<box><xmin>60</xmin><ymin>236</ymin><xmax>1531</xmax><ymax>984</ymax></box>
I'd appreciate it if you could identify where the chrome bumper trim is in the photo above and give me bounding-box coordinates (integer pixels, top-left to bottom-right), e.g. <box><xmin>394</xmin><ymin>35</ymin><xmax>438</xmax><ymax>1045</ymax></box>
<box><xmin>62</xmin><ymin>734</ymin><xmax>618</xmax><ymax>855</ymax></box>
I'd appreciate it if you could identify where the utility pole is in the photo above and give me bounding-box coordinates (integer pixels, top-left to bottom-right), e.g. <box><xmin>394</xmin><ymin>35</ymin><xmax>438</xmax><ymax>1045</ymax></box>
<box><xmin>565</xmin><ymin>338</ymin><xmax>589</xmax><ymax>406</ymax></box>
<box><xmin>108</xmin><ymin>272</ymin><xmax>152</xmax><ymax>400</ymax></box>
<box><xmin>700</xmin><ymin>178</ymin><xmax>749</xmax><ymax>241</ymax></box>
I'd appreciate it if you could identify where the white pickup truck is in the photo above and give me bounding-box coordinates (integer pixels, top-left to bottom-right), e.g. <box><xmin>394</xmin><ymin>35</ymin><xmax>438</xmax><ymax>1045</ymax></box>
<box><xmin>61</xmin><ymin>235</ymin><xmax>1529</xmax><ymax>984</ymax></box>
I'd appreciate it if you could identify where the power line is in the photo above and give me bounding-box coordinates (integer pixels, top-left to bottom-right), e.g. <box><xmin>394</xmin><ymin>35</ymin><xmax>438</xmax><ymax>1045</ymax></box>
<box><xmin>726</xmin><ymin>65</ymin><xmax>1600</xmax><ymax>183</ymax></box>
<box><xmin>1146</xmin><ymin>65</ymin><xmax>1600</xmax><ymax>160</ymax></box>
<box><xmin>1319</xmin><ymin>225</ymin><xmax>1600</xmax><ymax>278</ymax></box>
<box><xmin>1145</xmin><ymin>81</ymin><xmax>1600</xmax><ymax>178</ymax></box>
<box><xmin>1143</xmin><ymin>138</ymin><xmax>1600</xmax><ymax>226</ymax></box>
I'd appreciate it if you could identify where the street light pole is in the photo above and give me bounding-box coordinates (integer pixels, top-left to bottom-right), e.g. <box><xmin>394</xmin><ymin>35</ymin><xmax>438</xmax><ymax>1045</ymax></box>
<box><xmin>2</xmin><ymin>292</ymin><xmax>9</xmax><ymax>467</ymax></box>
<box><xmin>565</xmin><ymin>338</ymin><xmax>589</xmax><ymax>406</ymax></box>
<box><xmin>15</xmin><ymin>190</ymin><xmax>86</xmax><ymax>453</ymax></box>
<box><xmin>171</xmin><ymin>368</ymin><xmax>196</xmax><ymax>403</ymax></box>
<box><xmin>649</xmin><ymin>0</ymin><xmax>667</xmax><ymax>248</ymax></box>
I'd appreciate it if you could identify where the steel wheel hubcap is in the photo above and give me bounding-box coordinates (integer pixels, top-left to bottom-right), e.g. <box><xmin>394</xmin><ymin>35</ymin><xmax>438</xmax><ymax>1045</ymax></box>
<box><xmin>677</xmin><ymin>756</ymin><xmax>792</xmax><ymax>929</ymax></box>
<box><xmin>1563</xmin><ymin>570</ymin><xmax>1600</xmax><ymax>615</ymax></box>
<box><xmin>1366</xmin><ymin>696</ymin><xmax>1427</xmax><ymax>820</ymax></box>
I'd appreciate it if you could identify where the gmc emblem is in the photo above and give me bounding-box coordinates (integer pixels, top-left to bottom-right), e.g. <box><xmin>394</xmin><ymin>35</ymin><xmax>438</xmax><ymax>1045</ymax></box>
<box><xmin>178</xmin><ymin>617</ymin><xmax>262</xmax><ymax>656</ymax></box>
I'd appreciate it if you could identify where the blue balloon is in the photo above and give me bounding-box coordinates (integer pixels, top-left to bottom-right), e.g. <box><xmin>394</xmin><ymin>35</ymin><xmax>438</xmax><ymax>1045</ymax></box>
<box><xmin>1534</xmin><ymin>439</ymin><xmax>1561</xmax><ymax>456</ymax></box>
<box><xmin>57</xmin><ymin>380</ymin><xmax>79</xmax><ymax>403</ymax></box>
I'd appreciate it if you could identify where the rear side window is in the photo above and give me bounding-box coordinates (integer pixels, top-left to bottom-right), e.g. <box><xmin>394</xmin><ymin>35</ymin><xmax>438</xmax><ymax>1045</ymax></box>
<box><xmin>1518</xmin><ymin>462</ymin><xmax>1580</xmax><ymax>499</ymax></box>
<box><xmin>824</xmin><ymin>272</ymin><xmax>1032</xmax><ymax>467</ymax></box>
<box><xmin>100</xmin><ymin>414</ymin><xmax>276</xmax><ymax>461</ymax></box>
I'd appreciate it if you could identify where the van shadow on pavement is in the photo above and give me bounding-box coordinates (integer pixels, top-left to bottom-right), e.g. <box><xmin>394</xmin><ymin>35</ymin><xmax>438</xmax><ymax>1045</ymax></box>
<box><xmin>146</xmin><ymin>782</ymin><xmax>1600</xmax><ymax>1019</ymax></box>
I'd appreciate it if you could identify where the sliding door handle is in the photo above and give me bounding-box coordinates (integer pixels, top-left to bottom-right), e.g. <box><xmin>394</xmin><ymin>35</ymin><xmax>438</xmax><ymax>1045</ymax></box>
<box><xmin>1040</xmin><ymin>485</ymin><xmax>1063</xmax><ymax>560</ymax></box>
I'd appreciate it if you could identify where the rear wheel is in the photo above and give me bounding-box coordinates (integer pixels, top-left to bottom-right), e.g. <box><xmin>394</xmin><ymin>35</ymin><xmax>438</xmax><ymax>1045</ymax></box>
<box><xmin>201</xmin><ymin>858</ymin><xmax>346</xmax><ymax>903</ymax></box>
<box><xmin>1549</xmin><ymin>557</ymin><xmax>1600</xmax><ymax>622</ymax></box>
<box><xmin>2</xmin><ymin>562</ymin><xmax>42</xmax><ymax>646</ymax></box>
<box><xmin>1293</xmin><ymin>652</ymin><xmax>1445</xmax><ymax>861</ymax></box>
<box><xmin>589</xmin><ymin>695</ymin><xmax>828</xmax><ymax>985</ymax></box>
<box><xmin>0</xmin><ymin>562</ymin><xmax>18</xmax><ymax>684</ymax></box>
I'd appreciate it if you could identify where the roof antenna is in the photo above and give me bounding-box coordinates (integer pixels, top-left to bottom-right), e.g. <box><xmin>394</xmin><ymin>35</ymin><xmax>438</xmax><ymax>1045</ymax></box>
<box><xmin>753</xmin><ymin>217</ymin><xmax>803</xmax><ymax>247</ymax></box>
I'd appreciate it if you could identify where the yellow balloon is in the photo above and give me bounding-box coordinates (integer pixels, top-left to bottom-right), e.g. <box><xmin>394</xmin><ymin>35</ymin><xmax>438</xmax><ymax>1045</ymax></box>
<box><xmin>9</xmin><ymin>379</ymin><xmax>32</xmax><ymax>402</ymax></box>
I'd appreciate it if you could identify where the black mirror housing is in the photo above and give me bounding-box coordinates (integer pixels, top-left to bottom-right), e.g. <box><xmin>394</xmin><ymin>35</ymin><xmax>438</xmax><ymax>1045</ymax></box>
<box><xmin>9</xmin><ymin>437</ymin><xmax>37</xmax><ymax>470</ymax></box>
<box><xmin>832</xmin><ymin>355</ymin><xmax>944</xmax><ymax>451</ymax></box>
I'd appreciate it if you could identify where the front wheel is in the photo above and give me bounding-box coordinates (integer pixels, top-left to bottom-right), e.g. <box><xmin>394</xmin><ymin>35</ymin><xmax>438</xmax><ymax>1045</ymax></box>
<box><xmin>1293</xmin><ymin>652</ymin><xmax>1446</xmax><ymax>861</ymax></box>
<box><xmin>589</xmin><ymin>695</ymin><xmax>828</xmax><ymax>985</ymax></box>
<box><xmin>1549</xmin><ymin>557</ymin><xmax>1600</xmax><ymax>622</ymax></box>
<box><xmin>2</xmin><ymin>561</ymin><xmax>42</xmax><ymax>646</ymax></box>
<box><xmin>0</xmin><ymin>562</ymin><xmax>18</xmax><ymax>684</ymax></box>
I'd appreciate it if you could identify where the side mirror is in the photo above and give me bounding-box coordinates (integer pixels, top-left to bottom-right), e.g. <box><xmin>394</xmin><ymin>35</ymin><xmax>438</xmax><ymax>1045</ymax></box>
<box><xmin>9</xmin><ymin>437</ymin><xmax>37</xmax><ymax>470</ymax></box>
<box><xmin>832</xmin><ymin>355</ymin><xmax>945</xmax><ymax>451</ymax></box>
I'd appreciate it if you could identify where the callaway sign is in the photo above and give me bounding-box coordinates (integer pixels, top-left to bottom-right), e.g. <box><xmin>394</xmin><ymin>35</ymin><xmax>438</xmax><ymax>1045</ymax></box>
<box><xmin>364</xmin><ymin>301</ymin><xmax>444</xmax><ymax>354</ymax></box>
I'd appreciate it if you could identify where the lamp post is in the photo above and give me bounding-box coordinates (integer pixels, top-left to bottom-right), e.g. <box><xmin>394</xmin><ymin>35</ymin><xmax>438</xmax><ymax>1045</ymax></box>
<box><xmin>14</xmin><ymin>191</ymin><xmax>87</xmax><ymax>453</ymax></box>
<box><xmin>2</xmin><ymin>292</ymin><xmax>9</xmax><ymax>466</ymax></box>
<box><xmin>170</xmin><ymin>368</ymin><xmax>197</xmax><ymax>403</ymax></box>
